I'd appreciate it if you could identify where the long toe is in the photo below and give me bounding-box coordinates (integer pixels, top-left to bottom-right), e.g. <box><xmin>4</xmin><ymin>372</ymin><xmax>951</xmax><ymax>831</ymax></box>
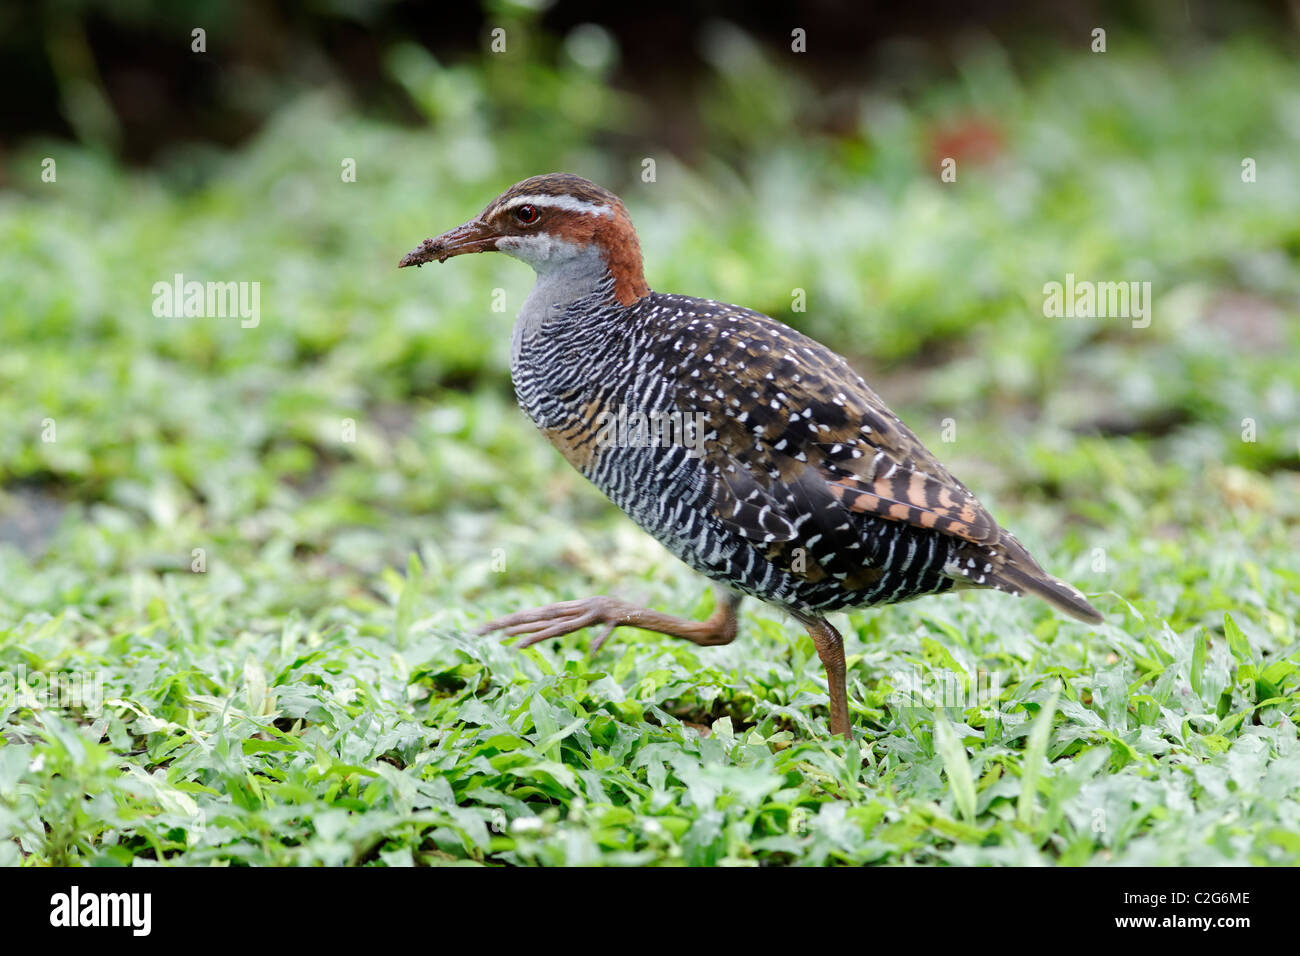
<box><xmin>475</xmin><ymin>599</ymin><xmax>588</xmax><ymax>635</ymax></box>
<box><xmin>477</xmin><ymin>597</ymin><xmax>620</xmax><ymax>647</ymax></box>
<box><xmin>514</xmin><ymin>613</ymin><xmax>599</xmax><ymax>647</ymax></box>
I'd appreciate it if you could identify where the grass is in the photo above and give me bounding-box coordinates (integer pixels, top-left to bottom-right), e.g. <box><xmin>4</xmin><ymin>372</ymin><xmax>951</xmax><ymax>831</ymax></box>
<box><xmin>1</xmin><ymin>36</ymin><xmax>1299</xmax><ymax>865</ymax></box>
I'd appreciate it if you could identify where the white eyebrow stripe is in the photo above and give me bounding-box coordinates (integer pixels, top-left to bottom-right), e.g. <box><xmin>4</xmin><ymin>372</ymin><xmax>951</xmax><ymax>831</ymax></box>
<box><xmin>499</xmin><ymin>194</ymin><xmax>613</xmax><ymax>218</ymax></box>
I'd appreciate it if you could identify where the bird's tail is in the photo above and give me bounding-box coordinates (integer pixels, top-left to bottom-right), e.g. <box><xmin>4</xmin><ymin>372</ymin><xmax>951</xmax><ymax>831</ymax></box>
<box><xmin>993</xmin><ymin>558</ymin><xmax>1103</xmax><ymax>623</ymax></box>
<box><xmin>971</xmin><ymin>531</ymin><xmax>1104</xmax><ymax>624</ymax></box>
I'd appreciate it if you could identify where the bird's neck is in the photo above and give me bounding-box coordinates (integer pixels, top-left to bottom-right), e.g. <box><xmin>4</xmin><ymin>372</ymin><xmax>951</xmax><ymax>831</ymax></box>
<box><xmin>523</xmin><ymin>244</ymin><xmax>612</xmax><ymax>310</ymax></box>
<box><xmin>512</xmin><ymin>245</ymin><xmax>647</xmax><ymax>358</ymax></box>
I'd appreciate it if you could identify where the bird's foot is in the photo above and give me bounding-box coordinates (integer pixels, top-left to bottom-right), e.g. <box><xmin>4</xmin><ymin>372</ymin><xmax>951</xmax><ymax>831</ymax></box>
<box><xmin>476</xmin><ymin>596</ymin><xmax>632</xmax><ymax>651</ymax></box>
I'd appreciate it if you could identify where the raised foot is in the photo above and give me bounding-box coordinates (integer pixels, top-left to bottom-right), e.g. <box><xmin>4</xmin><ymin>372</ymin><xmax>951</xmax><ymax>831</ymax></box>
<box><xmin>478</xmin><ymin>591</ymin><xmax>742</xmax><ymax>653</ymax></box>
<box><xmin>476</xmin><ymin>596</ymin><xmax>634</xmax><ymax>651</ymax></box>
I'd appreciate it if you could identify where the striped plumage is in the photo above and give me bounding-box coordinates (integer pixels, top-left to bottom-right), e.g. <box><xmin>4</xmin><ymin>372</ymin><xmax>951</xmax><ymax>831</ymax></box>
<box><xmin>400</xmin><ymin>173</ymin><xmax>1102</xmax><ymax>737</ymax></box>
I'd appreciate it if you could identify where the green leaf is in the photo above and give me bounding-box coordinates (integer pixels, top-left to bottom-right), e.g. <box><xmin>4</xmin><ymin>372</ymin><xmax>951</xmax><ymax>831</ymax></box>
<box><xmin>932</xmin><ymin>709</ymin><xmax>977</xmax><ymax>822</ymax></box>
<box><xmin>1223</xmin><ymin>613</ymin><xmax>1253</xmax><ymax>666</ymax></box>
<box><xmin>1018</xmin><ymin>684</ymin><xmax>1060</xmax><ymax>826</ymax></box>
<box><xmin>1190</xmin><ymin>630</ymin><xmax>1206</xmax><ymax>697</ymax></box>
<box><xmin>394</xmin><ymin>552</ymin><xmax>423</xmax><ymax>650</ymax></box>
<box><xmin>244</xmin><ymin>657</ymin><xmax>267</xmax><ymax>715</ymax></box>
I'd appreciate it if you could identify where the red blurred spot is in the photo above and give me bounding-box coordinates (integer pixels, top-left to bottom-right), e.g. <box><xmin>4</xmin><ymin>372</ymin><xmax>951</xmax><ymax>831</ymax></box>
<box><xmin>927</xmin><ymin>117</ymin><xmax>1004</xmax><ymax>169</ymax></box>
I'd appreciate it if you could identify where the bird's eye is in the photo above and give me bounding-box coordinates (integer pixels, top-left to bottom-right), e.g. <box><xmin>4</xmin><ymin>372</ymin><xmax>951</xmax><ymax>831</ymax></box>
<box><xmin>515</xmin><ymin>204</ymin><xmax>539</xmax><ymax>224</ymax></box>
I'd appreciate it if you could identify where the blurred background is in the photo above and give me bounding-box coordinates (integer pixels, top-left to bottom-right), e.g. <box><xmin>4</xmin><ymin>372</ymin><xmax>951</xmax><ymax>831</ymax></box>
<box><xmin>1</xmin><ymin>0</ymin><xmax>1298</xmax><ymax>644</ymax></box>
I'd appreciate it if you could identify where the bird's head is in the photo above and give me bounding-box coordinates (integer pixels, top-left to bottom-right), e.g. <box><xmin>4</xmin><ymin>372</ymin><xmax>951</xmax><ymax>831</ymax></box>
<box><xmin>399</xmin><ymin>173</ymin><xmax>649</xmax><ymax>305</ymax></box>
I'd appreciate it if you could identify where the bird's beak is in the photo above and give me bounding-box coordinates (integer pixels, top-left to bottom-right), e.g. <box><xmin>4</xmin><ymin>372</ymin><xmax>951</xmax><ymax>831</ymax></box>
<box><xmin>398</xmin><ymin>218</ymin><xmax>501</xmax><ymax>268</ymax></box>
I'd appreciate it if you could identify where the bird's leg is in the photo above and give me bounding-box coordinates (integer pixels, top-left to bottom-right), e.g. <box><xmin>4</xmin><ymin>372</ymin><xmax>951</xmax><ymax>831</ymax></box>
<box><xmin>794</xmin><ymin>613</ymin><xmax>851</xmax><ymax>738</ymax></box>
<box><xmin>478</xmin><ymin>589</ymin><xmax>742</xmax><ymax>652</ymax></box>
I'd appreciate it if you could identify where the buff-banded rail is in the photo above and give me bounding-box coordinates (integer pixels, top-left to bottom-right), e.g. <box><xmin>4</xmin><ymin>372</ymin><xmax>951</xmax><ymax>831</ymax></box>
<box><xmin>400</xmin><ymin>173</ymin><xmax>1102</xmax><ymax>737</ymax></box>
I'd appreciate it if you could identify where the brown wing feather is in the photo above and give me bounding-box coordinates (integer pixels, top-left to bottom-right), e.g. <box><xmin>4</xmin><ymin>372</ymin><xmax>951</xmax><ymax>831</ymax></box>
<box><xmin>669</xmin><ymin>304</ymin><xmax>1001</xmax><ymax>559</ymax></box>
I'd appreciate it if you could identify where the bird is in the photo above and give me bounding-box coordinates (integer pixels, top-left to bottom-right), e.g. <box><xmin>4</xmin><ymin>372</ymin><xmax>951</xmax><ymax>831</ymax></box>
<box><xmin>399</xmin><ymin>172</ymin><xmax>1102</xmax><ymax>738</ymax></box>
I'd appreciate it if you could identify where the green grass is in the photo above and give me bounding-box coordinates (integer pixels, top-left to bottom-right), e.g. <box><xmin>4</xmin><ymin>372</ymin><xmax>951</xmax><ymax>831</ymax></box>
<box><xmin>1</xmin><ymin>37</ymin><xmax>1299</xmax><ymax>865</ymax></box>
